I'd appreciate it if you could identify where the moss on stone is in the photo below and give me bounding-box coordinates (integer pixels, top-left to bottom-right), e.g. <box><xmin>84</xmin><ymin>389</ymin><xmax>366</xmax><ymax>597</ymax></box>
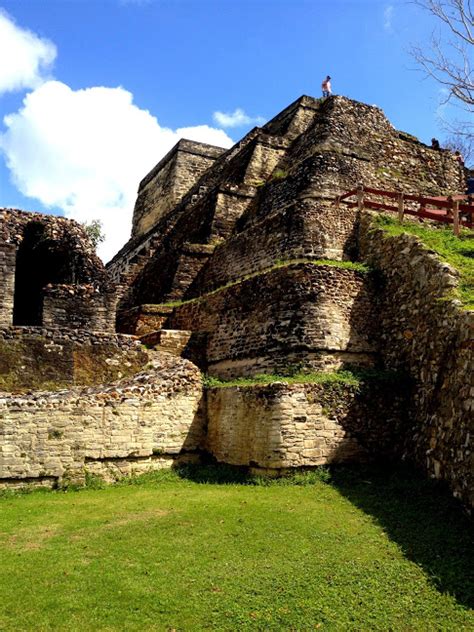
<box><xmin>0</xmin><ymin>338</ymin><xmax>149</xmax><ymax>393</ymax></box>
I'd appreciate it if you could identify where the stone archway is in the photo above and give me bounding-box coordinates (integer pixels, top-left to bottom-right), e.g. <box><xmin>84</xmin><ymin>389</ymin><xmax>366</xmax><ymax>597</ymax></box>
<box><xmin>13</xmin><ymin>221</ymin><xmax>78</xmax><ymax>326</ymax></box>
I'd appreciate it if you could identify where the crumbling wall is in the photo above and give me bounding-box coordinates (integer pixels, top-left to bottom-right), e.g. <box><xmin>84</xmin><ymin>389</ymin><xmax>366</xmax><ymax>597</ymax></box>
<box><xmin>359</xmin><ymin>213</ymin><xmax>473</xmax><ymax>510</ymax></box>
<box><xmin>0</xmin><ymin>244</ymin><xmax>16</xmax><ymax>327</ymax></box>
<box><xmin>0</xmin><ymin>327</ymin><xmax>149</xmax><ymax>392</ymax></box>
<box><xmin>108</xmin><ymin>99</ymin><xmax>321</xmax><ymax>311</ymax></box>
<box><xmin>0</xmin><ymin>208</ymin><xmax>113</xmax><ymax>330</ymax></box>
<box><xmin>0</xmin><ymin>353</ymin><xmax>204</xmax><ymax>487</ymax></box>
<box><xmin>189</xmin><ymin>200</ymin><xmax>359</xmax><ymax>297</ymax></box>
<box><xmin>187</xmin><ymin>97</ymin><xmax>464</xmax><ymax>300</ymax></box>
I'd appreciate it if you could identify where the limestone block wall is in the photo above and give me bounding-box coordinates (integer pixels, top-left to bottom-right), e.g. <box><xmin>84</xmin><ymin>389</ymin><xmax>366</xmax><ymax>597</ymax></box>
<box><xmin>206</xmin><ymin>380</ymin><xmax>407</xmax><ymax>470</ymax></box>
<box><xmin>161</xmin><ymin>243</ymin><xmax>215</xmax><ymax>303</ymax></box>
<box><xmin>209</xmin><ymin>186</ymin><xmax>255</xmax><ymax>237</ymax></box>
<box><xmin>169</xmin><ymin>263</ymin><xmax>378</xmax><ymax>377</ymax></box>
<box><xmin>262</xmin><ymin>95</ymin><xmax>321</xmax><ymax>140</ymax></box>
<box><xmin>108</xmin><ymin>100</ymin><xmax>320</xmax><ymax>306</ymax></box>
<box><xmin>43</xmin><ymin>285</ymin><xmax>118</xmax><ymax>333</ymax></box>
<box><xmin>119</xmin><ymin>136</ymin><xmax>291</xmax><ymax>311</ymax></box>
<box><xmin>132</xmin><ymin>140</ymin><xmax>225</xmax><ymax>238</ymax></box>
<box><xmin>0</xmin><ymin>327</ymin><xmax>149</xmax><ymax>392</ymax></box>
<box><xmin>108</xmin><ymin>129</ymin><xmax>265</xmax><ymax>288</ymax></box>
<box><xmin>117</xmin><ymin>304</ymin><xmax>174</xmax><ymax>336</ymax></box>
<box><xmin>0</xmin><ymin>353</ymin><xmax>204</xmax><ymax>487</ymax></box>
<box><xmin>359</xmin><ymin>213</ymin><xmax>473</xmax><ymax>509</ymax></box>
<box><xmin>0</xmin><ymin>243</ymin><xmax>16</xmax><ymax>327</ymax></box>
<box><xmin>190</xmin><ymin>93</ymin><xmax>463</xmax><ymax>301</ymax></box>
<box><xmin>189</xmin><ymin>200</ymin><xmax>359</xmax><ymax>297</ymax></box>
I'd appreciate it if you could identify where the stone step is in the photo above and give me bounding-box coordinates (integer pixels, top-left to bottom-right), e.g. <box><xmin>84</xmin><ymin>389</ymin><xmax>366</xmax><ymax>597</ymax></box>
<box><xmin>140</xmin><ymin>329</ymin><xmax>192</xmax><ymax>356</ymax></box>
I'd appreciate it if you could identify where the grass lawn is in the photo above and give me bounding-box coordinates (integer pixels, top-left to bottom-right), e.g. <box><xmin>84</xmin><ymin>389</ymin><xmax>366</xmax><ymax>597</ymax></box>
<box><xmin>373</xmin><ymin>214</ymin><xmax>474</xmax><ymax>309</ymax></box>
<box><xmin>0</xmin><ymin>465</ymin><xmax>472</xmax><ymax>631</ymax></box>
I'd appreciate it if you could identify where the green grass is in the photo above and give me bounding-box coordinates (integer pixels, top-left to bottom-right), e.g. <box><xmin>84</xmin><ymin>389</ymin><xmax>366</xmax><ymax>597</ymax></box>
<box><xmin>204</xmin><ymin>369</ymin><xmax>366</xmax><ymax>389</ymax></box>
<box><xmin>373</xmin><ymin>214</ymin><xmax>474</xmax><ymax>309</ymax></box>
<box><xmin>0</xmin><ymin>464</ymin><xmax>472</xmax><ymax>631</ymax></box>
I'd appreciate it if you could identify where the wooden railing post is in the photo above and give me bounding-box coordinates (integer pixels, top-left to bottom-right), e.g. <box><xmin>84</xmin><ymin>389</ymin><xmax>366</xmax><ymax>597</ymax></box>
<box><xmin>356</xmin><ymin>186</ymin><xmax>364</xmax><ymax>212</ymax></box>
<box><xmin>397</xmin><ymin>192</ymin><xmax>405</xmax><ymax>223</ymax></box>
<box><xmin>467</xmin><ymin>194</ymin><xmax>474</xmax><ymax>226</ymax></box>
<box><xmin>453</xmin><ymin>198</ymin><xmax>460</xmax><ymax>236</ymax></box>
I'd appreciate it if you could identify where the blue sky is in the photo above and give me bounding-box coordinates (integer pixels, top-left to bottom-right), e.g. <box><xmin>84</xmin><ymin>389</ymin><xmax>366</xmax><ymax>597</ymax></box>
<box><xmin>0</xmin><ymin>0</ymin><xmax>464</xmax><ymax>260</ymax></box>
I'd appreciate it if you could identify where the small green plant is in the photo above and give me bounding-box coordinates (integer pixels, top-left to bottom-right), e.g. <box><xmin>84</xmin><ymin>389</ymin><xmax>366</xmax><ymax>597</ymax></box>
<box><xmin>270</xmin><ymin>168</ymin><xmax>288</xmax><ymax>180</ymax></box>
<box><xmin>84</xmin><ymin>471</ymin><xmax>106</xmax><ymax>490</ymax></box>
<box><xmin>82</xmin><ymin>219</ymin><xmax>105</xmax><ymax>251</ymax></box>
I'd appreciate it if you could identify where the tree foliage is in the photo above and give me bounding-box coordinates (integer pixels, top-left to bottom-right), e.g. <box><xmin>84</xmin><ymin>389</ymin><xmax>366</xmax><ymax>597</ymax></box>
<box><xmin>82</xmin><ymin>219</ymin><xmax>105</xmax><ymax>250</ymax></box>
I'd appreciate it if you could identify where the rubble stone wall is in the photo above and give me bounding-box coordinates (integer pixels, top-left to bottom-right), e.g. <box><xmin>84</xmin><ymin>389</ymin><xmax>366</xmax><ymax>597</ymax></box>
<box><xmin>0</xmin><ymin>327</ymin><xmax>149</xmax><ymax>392</ymax></box>
<box><xmin>43</xmin><ymin>286</ymin><xmax>119</xmax><ymax>333</ymax></box>
<box><xmin>190</xmin><ymin>201</ymin><xmax>359</xmax><ymax>296</ymax></box>
<box><xmin>170</xmin><ymin>263</ymin><xmax>378</xmax><ymax>377</ymax></box>
<box><xmin>0</xmin><ymin>243</ymin><xmax>16</xmax><ymax>327</ymax></box>
<box><xmin>359</xmin><ymin>213</ymin><xmax>473</xmax><ymax>509</ymax></box>
<box><xmin>0</xmin><ymin>354</ymin><xmax>204</xmax><ymax>487</ymax></box>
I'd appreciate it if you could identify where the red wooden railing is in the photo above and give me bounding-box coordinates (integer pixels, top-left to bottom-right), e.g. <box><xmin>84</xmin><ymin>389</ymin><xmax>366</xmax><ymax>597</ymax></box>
<box><xmin>334</xmin><ymin>186</ymin><xmax>474</xmax><ymax>235</ymax></box>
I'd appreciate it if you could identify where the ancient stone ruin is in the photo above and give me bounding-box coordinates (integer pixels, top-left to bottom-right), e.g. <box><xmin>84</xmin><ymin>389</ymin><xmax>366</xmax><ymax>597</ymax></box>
<box><xmin>0</xmin><ymin>96</ymin><xmax>472</xmax><ymax>511</ymax></box>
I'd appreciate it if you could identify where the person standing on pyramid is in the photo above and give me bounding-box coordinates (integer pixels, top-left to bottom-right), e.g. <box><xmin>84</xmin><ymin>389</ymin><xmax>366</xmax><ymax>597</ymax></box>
<box><xmin>321</xmin><ymin>75</ymin><xmax>332</xmax><ymax>97</ymax></box>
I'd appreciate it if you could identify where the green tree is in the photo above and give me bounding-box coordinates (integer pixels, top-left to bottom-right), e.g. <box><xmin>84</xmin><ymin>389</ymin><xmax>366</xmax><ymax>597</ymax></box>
<box><xmin>82</xmin><ymin>219</ymin><xmax>105</xmax><ymax>250</ymax></box>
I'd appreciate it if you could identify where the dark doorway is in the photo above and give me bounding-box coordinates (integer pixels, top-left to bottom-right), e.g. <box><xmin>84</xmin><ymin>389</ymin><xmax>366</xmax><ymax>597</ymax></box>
<box><xmin>13</xmin><ymin>222</ymin><xmax>78</xmax><ymax>326</ymax></box>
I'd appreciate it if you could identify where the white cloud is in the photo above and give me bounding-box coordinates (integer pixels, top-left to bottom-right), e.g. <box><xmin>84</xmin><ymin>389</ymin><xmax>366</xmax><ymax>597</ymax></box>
<box><xmin>0</xmin><ymin>81</ymin><xmax>233</xmax><ymax>261</ymax></box>
<box><xmin>383</xmin><ymin>5</ymin><xmax>394</xmax><ymax>32</ymax></box>
<box><xmin>0</xmin><ymin>10</ymin><xmax>56</xmax><ymax>95</ymax></box>
<box><xmin>213</xmin><ymin>108</ymin><xmax>265</xmax><ymax>128</ymax></box>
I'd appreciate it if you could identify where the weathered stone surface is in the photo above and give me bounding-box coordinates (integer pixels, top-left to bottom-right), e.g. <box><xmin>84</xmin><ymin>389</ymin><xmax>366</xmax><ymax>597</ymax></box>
<box><xmin>0</xmin><ymin>208</ymin><xmax>115</xmax><ymax>331</ymax></box>
<box><xmin>0</xmin><ymin>327</ymin><xmax>148</xmax><ymax>392</ymax></box>
<box><xmin>206</xmin><ymin>380</ymin><xmax>407</xmax><ymax>469</ymax></box>
<box><xmin>43</xmin><ymin>285</ymin><xmax>118</xmax><ymax>333</ymax></box>
<box><xmin>140</xmin><ymin>329</ymin><xmax>192</xmax><ymax>356</ymax></box>
<box><xmin>359</xmin><ymin>213</ymin><xmax>473</xmax><ymax>509</ymax></box>
<box><xmin>132</xmin><ymin>139</ymin><xmax>225</xmax><ymax>239</ymax></box>
<box><xmin>0</xmin><ymin>352</ymin><xmax>204</xmax><ymax>487</ymax></box>
<box><xmin>110</xmin><ymin>95</ymin><xmax>464</xmax><ymax>318</ymax></box>
<box><xmin>1</xmin><ymin>94</ymin><xmax>472</xmax><ymax>513</ymax></box>
<box><xmin>169</xmin><ymin>263</ymin><xmax>379</xmax><ymax>377</ymax></box>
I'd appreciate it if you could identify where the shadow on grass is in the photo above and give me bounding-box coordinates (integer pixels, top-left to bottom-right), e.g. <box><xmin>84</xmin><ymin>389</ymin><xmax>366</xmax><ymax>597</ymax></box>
<box><xmin>176</xmin><ymin>461</ymin><xmax>474</xmax><ymax>608</ymax></box>
<box><xmin>330</xmin><ymin>463</ymin><xmax>474</xmax><ymax>610</ymax></box>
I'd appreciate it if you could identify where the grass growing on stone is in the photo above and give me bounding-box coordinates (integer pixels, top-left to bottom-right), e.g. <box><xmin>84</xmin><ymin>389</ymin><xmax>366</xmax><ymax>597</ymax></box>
<box><xmin>204</xmin><ymin>369</ymin><xmax>363</xmax><ymax>389</ymax></box>
<box><xmin>203</xmin><ymin>368</ymin><xmax>403</xmax><ymax>389</ymax></box>
<box><xmin>161</xmin><ymin>258</ymin><xmax>370</xmax><ymax>308</ymax></box>
<box><xmin>373</xmin><ymin>214</ymin><xmax>474</xmax><ymax>308</ymax></box>
<box><xmin>0</xmin><ymin>464</ymin><xmax>472</xmax><ymax>631</ymax></box>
